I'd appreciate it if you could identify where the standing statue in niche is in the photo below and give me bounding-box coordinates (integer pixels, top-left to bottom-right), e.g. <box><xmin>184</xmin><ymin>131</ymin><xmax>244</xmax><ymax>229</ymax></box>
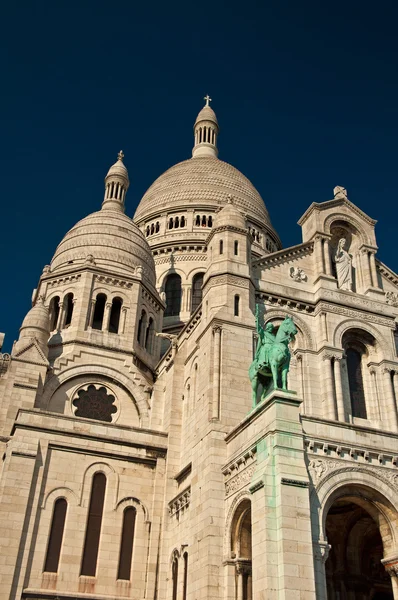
<box><xmin>334</xmin><ymin>237</ymin><xmax>353</xmax><ymax>291</ymax></box>
<box><xmin>249</xmin><ymin>305</ymin><xmax>297</xmax><ymax>406</ymax></box>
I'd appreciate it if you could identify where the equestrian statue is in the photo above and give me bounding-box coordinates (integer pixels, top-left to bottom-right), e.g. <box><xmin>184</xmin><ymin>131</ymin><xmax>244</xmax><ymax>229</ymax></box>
<box><xmin>249</xmin><ymin>305</ymin><xmax>298</xmax><ymax>406</ymax></box>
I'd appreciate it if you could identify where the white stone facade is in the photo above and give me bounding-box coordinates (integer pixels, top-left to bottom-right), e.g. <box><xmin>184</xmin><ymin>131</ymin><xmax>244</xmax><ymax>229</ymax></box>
<box><xmin>0</xmin><ymin>101</ymin><xmax>398</xmax><ymax>600</ymax></box>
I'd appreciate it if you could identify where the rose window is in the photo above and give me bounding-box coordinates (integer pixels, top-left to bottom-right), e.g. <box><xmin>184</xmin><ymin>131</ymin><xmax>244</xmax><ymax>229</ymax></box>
<box><xmin>72</xmin><ymin>384</ymin><xmax>117</xmax><ymax>422</ymax></box>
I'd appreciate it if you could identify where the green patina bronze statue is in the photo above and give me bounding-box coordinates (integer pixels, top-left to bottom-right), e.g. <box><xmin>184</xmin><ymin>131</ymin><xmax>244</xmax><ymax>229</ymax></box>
<box><xmin>249</xmin><ymin>304</ymin><xmax>297</xmax><ymax>406</ymax></box>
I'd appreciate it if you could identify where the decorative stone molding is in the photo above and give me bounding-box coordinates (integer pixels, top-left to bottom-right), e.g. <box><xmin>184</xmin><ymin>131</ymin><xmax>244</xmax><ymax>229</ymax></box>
<box><xmin>316</xmin><ymin>300</ymin><xmax>394</xmax><ymax>328</ymax></box>
<box><xmin>236</xmin><ymin>559</ymin><xmax>252</xmax><ymax>575</ymax></box>
<box><xmin>142</xmin><ymin>288</ymin><xmax>162</xmax><ymax>311</ymax></box>
<box><xmin>154</xmin><ymin>253</ymin><xmax>207</xmax><ymax>265</ymax></box>
<box><xmin>153</xmin><ymin>245</ymin><xmax>206</xmax><ymax>257</ymax></box>
<box><xmin>385</xmin><ymin>291</ymin><xmax>398</xmax><ymax>307</ymax></box>
<box><xmin>223</xmin><ymin>449</ymin><xmax>257</xmax><ymax>498</ymax></box>
<box><xmin>168</xmin><ymin>486</ymin><xmax>191</xmax><ymax>518</ymax></box>
<box><xmin>378</xmin><ymin>260</ymin><xmax>398</xmax><ymax>286</ymax></box>
<box><xmin>256</xmin><ymin>293</ymin><xmax>315</xmax><ymax>316</ymax></box>
<box><xmin>281</xmin><ymin>477</ymin><xmax>309</xmax><ymax>488</ymax></box>
<box><xmin>206</xmin><ymin>274</ymin><xmax>249</xmax><ymax>289</ymax></box>
<box><xmin>0</xmin><ymin>353</ymin><xmax>11</xmax><ymax>377</ymax></box>
<box><xmin>382</xmin><ymin>555</ymin><xmax>398</xmax><ymax>577</ymax></box>
<box><xmin>94</xmin><ymin>274</ymin><xmax>133</xmax><ymax>289</ymax></box>
<box><xmin>305</xmin><ymin>439</ymin><xmax>398</xmax><ymax>470</ymax></box>
<box><xmin>307</xmin><ymin>457</ymin><xmax>398</xmax><ymax>491</ymax></box>
<box><xmin>47</xmin><ymin>274</ymin><xmax>82</xmax><ymax>287</ymax></box>
<box><xmin>253</xmin><ymin>241</ymin><xmax>313</xmax><ymax>270</ymax></box>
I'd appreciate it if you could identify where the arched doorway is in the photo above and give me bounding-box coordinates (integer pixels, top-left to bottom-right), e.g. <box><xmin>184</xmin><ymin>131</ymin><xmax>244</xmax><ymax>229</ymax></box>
<box><xmin>230</xmin><ymin>499</ymin><xmax>252</xmax><ymax>600</ymax></box>
<box><xmin>324</xmin><ymin>492</ymin><xmax>394</xmax><ymax>600</ymax></box>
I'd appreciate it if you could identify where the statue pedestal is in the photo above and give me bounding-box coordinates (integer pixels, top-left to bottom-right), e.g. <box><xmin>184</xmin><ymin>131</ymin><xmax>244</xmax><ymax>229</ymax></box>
<box><xmin>227</xmin><ymin>390</ymin><xmax>316</xmax><ymax>599</ymax></box>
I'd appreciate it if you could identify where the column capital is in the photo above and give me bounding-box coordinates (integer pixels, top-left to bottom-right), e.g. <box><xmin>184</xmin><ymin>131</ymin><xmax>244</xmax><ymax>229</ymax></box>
<box><xmin>212</xmin><ymin>324</ymin><xmax>222</xmax><ymax>334</ymax></box>
<box><xmin>313</xmin><ymin>540</ymin><xmax>331</xmax><ymax>564</ymax></box>
<box><xmin>381</xmin><ymin>555</ymin><xmax>398</xmax><ymax>577</ymax></box>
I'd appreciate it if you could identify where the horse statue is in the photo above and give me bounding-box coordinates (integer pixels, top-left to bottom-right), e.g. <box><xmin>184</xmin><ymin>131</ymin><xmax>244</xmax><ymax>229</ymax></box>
<box><xmin>249</xmin><ymin>306</ymin><xmax>298</xmax><ymax>406</ymax></box>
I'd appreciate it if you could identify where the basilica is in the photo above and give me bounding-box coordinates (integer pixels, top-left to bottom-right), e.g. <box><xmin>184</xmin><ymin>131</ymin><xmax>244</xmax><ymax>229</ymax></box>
<box><xmin>0</xmin><ymin>98</ymin><xmax>398</xmax><ymax>600</ymax></box>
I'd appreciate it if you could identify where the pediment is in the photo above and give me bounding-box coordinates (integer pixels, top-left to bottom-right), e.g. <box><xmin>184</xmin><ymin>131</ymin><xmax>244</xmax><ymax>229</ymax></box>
<box><xmin>13</xmin><ymin>339</ymin><xmax>49</xmax><ymax>366</ymax></box>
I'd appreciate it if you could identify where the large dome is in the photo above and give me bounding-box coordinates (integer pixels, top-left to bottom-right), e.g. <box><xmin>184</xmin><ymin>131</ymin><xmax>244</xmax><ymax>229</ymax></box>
<box><xmin>50</xmin><ymin>210</ymin><xmax>156</xmax><ymax>286</ymax></box>
<box><xmin>134</xmin><ymin>156</ymin><xmax>274</xmax><ymax>230</ymax></box>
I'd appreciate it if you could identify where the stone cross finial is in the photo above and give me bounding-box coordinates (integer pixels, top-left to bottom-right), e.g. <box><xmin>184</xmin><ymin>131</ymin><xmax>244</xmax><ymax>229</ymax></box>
<box><xmin>333</xmin><ymin>186</ymin><xmax>347</xmax><ymax>199</ymax></box>
<box><xmin>117</xmin><ymin>150</ymin><xmax>124</xmax><ymax>161</ymax></box>
<box><xmin>204</xmin><ymin>94</ymin><xmax>212</xmax><ymax>106</ymax></box>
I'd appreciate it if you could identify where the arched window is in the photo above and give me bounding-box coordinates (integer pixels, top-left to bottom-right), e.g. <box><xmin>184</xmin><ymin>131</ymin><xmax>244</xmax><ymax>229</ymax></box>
<box><xmin>195</xmin><ymin>215</ymin><xmax>200</xmax><ymax>226</ymax></box>
<box><xmin>44</xmin><ymin>498</ymin><xmax>67</xmax><ymax>573</ymax></box>
<box><xmin>180</xmin><ymin>215</ymin><xmax>186</xmax><ymax>227</ymax></box>
<box><xmin>145</xmin><ymin>317</ymin><xmax>154</xmax><ymax>353</ymax></box>
<box><xmin>109</xmin><ymin>298</ymin><xmax>122</xmax><ymax>334</ymax></box>
<box><xmin>151</xmin><ymin>223</ymin><xmax>155</xmax><ymax>235</ymax></box>
<box><xmin>146</xmin><ymin>226</ymin><xmax>150</xmax><ymax>237</ymax></box>
<box><xmin>230</xmin><ymin>500</ymin><xmax>252</xmax><ymax>600</ymax></box>
<box><xmin>155</xmin><ymin>221</ymin><xmax>160</xmax><ymax>233</ymax></box>
<box><xmin>64</xmin><ymin>293</ymin><xmax>74</xmax><ymax>327</ymax></box>
<box><xmin>219</xmin><ymin>240</ymin><xmax>223</xmax><ymax>254</ymax></box>
<box><xmin>183</xmin><ymin>552</ymin><xmax>188</xmax><ymax>600</ymax></box>
<box><xmin>169</xmin><ymin>218</ymin><xmax>174</xmax><ymax>229</ymax></box>
<box><xmin>138</xmin><ymin>310</ymin><xmax>148</xmax><ymax>346</ymax></box>
<box><xmin>175</xmin><ymin>216</ymin><xmax>179</xmax><ymax>228</ymax></box>
<box><xmin>208</xmin><ymin>215</ymin><xmax>213</xmax><ymax>227</ymax></box>
<box><xmin>234</xmin><ymin>241</ymin><xmax>239</xmax><ymax>256</ymax></box>
<box><xmin>202</xmin><ymin>215</ymin><xmax>207</xmax><ymax>227</ymax></box>
<box><xmin>81</xmin><ymin>472</ymin><xmax>106</xmax><ymax>576</ymax></box>
<box><xmin>346</xmin><ymin>348</ymin><xmax>367</xmax><ymax>419</ymax></box>
<box><xmin>191</xmin><ymin>273</ymin><xmax>204</xmax><ymax>313</ymax></box>
<box><xmin>49</xmin><ymin>296</ymin><xmax>60</xmax><ymax>330</ymax></box>
<box><xmin>92</xmin><ymin>294</ymin><xmax>106</xmax><ymax>330</ymax></box>
<box><xmin>172</xmin><ymin>556</ymin><xmax>178</xmax><ymax>600</ymax></box>
<box><xmin>164</xmin><ymin>274</ymin><xmax>182</xmax><ymax>317</ymax></box>
<box><xmin>234</xmin><ymin>295</ymin><xmax>240</xmax><ymax>317</ymax></box>
<box><xmin>117</xmin><ymin>507</ymin><xmax>136</xmax><ymax>581</ymax></box>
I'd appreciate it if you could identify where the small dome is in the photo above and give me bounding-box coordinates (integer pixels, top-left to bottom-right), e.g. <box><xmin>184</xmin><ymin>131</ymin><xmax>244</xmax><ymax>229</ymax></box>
<box><xmin>19</xmin><ymin>297</ymin><xmax>50</xmax><ymax>347</ymax></box>
<box><xmin>106</xmin><ymin>151</ymin><xmax>129</xmax><ymax>181</ymax></box>
<box><xmin>51</xmin><ymin>210</ymin><xmax>156</xmax><ymax>286</ymax></box>
<box><xmin>195</xmin><ymin>105</ymin><xmax>218</xmax><ymax>127</ymax></box>
<box><xmin>214</xmin><ymin>198</ymin><xmax>246</xmax><ymax>229</ymax></box>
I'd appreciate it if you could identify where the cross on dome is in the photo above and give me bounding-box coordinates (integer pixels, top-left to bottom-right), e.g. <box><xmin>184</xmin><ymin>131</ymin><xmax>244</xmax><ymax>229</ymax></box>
<box><xmin>117</xmin><ymin>150</ymin><xmax>125</xmax><ymax>161</ymax></box>
<box><xmin>204</xmin><ymin>94</ymin><xmax>212</xmax><ymax>106</ymax></box>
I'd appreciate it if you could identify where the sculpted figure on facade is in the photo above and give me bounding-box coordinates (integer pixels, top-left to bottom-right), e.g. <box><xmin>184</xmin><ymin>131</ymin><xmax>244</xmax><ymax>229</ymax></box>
<box><xmin>334</xmin><ymin>237</ymin><xmax>353</xmax><ymax>291</ymax></box>
<box><xmin>249</xmin><ymin>305</ymin><xmax>297</xmax><ymax>405</ymax></box>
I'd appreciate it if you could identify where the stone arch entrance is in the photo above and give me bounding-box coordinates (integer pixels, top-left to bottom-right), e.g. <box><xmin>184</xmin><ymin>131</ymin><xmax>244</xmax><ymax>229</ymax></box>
<box><xmin>320</xmin><ymin>484</ymin><xmax>397</xmax><ymax>599</ymax></box>
<box><xmin>230</xmin><ymin>498</ymin><xmax>252</xmax><ymax>600</ymax></box>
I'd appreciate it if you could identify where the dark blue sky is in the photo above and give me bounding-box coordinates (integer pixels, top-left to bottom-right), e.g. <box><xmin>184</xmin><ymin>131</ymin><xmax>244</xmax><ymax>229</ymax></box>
<box><xmin>1</xmin><ymin>1</ymin><xmax>397</xmax><ymax>351</ymax></box>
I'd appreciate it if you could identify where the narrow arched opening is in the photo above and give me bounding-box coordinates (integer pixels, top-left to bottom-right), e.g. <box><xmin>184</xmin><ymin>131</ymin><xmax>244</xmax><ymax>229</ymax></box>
<box><xmin>64</xmin><ymin>293</ymin><xmax>74</xmax><ymax>328</ymax></box>
<box><xmin>117</xmin><ymin>506</ymin><xmax>136</xmax><ymax>581</ymax></box>
<box><xmin>109</xmin><ymin>297</ymin><xmax>122</xmax><ymax>333</ymax></box>
<box><xmin>92</xmin><ymin>294</ymin><xmax>106</xmax><ymax>330</ymax></box>
<box><xmin>191</xmin><ymin>273</ymin><xmax>204</xmax><ymax>314</ymax></box>
<box><xmin>145</xmin><ymin>317</ymin><xmax>154</xmax><ymax>353</ymax></box>
<box><xmin>44</xmin><ymin>498</ymin><xmax>67</xmax><ymax>573</ymax></box>
<box><xmin>49</xmin><ymin>296</ymin><xmax>60</xmax><ymax>331</ymax></box>
<box><xmin>164</xmin><ymin>274</ymin><xmax>182</xmax><ymax>318</ymax></box>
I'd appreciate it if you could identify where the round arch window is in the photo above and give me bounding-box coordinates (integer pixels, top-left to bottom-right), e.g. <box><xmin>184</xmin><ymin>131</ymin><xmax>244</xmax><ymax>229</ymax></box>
<box><xmin>72</xmin><ymin>384</ymin><xmax>117</xmax><ymax>422</ymax></box>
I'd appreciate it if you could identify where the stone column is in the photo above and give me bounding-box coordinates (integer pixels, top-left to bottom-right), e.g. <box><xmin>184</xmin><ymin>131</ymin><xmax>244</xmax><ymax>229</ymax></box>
<box><xmin>313</xmin><ymin>541</ymin><xmax>331</xmax><ymax>600</ymax></box>
<box><xmin>314</xmin><ymin>235</ymin><xmax>325</xmax><ymax>276</ymax></box>
<box><xmin>120</xmin><ymin>307</ymin><xmax>128</xmax><ymax>334</ymax></box>
<box><xmin>102</xmin><ymin>302</ymin><xmax>112</xmax><ymax>332</ymax></box>
<box><xmin>369</xmin><ymin>251</ymin><xmax>380</xmax><ymax>288</ymax></box>
<box><xmin>212</xmin><ymin>325</ymin><xmax>222</xmax><ymax>420</ymax></box>
<box><xmin>88</xmin><ymin>298</ymin><xmax>96</xmax><ymax>328</ymax></box>
<box><xmin>334</xmin><ymin>357</ymin><xmax>345</xmax><ymax>422</ymax></box>
<box><xmin>383</xmin><ymin>368</ymin><xmax>398</xmax><ymax>432</ymax></box>
<box><xmin>320</xmin><ymin>312</ymin><xmax>328</xmax><ymax>342</ymax></box>
<box><xmin>322</xmin><ymin>355</ymin><xmax>337</xmax><ymax>420</ymax></box>
<box><xmin>360</xmin><ymin>249</ymin><xmax>372</xmax><ymax>290</ymax></box>
<box><xmin>369</xmin><ymin>367</ymin><xmax>382</xmax><ymax>421</ymax></box>
<box><xmin>236</xmin><ymin>567</ymin><xmax>243</xmax><ymax>600</ymax></box>
<box><xmin>56</xmin><ymin>299</ymin><xmax>64</xmax><ymax>330</ymax></box>
<box><xmin>323</xmin><ymin>238</ymin><xmax>333</xmax><ymax>276</ymax></box>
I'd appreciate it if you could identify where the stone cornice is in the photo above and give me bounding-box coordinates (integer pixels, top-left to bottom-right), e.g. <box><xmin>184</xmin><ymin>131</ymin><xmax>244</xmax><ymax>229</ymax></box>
<box><xmin>255</xmin><ymin>292</ymin><xmax>315</xmax><ymax>314</ymax></box>
<box><xmin>253</xmin><ymin>241</ymin><xmax>313</xmax><ymax>270</ymax></box>
<box><xmin>297</xmin><ymin>197</ymin><xmax>377</xmax><ymax>227</ymax></box>
<box><xmin>206</xmin><ymin>224</ymin><xmax>249</xmax><ymax>245</ymax></box>
<box><xmin>168</xmin><ymin>486</ymin><xmax>191</xmax><ymax>518</ymax></box>
<box><xmin>377</xmin><ymin>259</ymin><xmax>398</xmax><ymax>287</ymax></box>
